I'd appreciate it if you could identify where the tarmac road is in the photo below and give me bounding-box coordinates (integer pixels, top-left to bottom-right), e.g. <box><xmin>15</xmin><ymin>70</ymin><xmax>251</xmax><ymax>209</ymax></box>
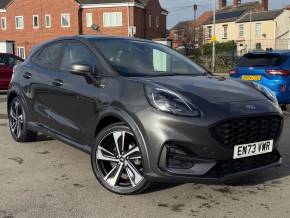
<box><xmin>1</xmin><ymin>92</ymin><xmax>290</xmax><ymax>218</ymax></box>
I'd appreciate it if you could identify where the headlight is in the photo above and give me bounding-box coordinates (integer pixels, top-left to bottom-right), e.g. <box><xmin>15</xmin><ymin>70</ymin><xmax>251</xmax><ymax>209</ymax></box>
<box><xmin>253</xmin><ymin>82</ymin><xmax>278</xmax><ymax>105</ymax></box>
<box><xmin>145</xmin><ymin>85</ymin><xmax>200</xmax><ymax>117</ymax></box>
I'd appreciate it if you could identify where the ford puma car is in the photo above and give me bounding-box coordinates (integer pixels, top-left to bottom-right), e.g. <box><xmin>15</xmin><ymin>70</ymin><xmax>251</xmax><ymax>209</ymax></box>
<box><xmin>7</xmin><ymin>36</ymin><xmax>284</xmax><ymax>194</ymax></box>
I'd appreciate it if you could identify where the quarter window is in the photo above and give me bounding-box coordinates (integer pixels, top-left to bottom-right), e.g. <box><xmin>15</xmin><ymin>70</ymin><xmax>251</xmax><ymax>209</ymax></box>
<box><xmin>60</xmin><ymin>42</ymin><xmax>96</xmax><ymax>71</ymax></box>
<box><xmin>61</xmin><ymin>13</ymin><xmax>70</xmax><ymax>27</ymax></box>
<box><xmin>33</xmin><ymin>43</ymin><xmax>63</xmax><ymax>70</ymax></box>
<box><xmin>15</xmin><ymin>16</ymin><xmax>24</xmax><ymax>29</ymax></box>
<box><xmin>1</xmin><ymin>17</ymin><xmax>7</xmax><ymax>30</ymax></box>
<box><xmin>33</xmin><ymin>15</ymin><xmax>39</xmax><ymax>28</ymax></box>
<box><xmin>45</xmin><ymin>15</ymin><xmax>51</xmax><ymax>28</ymax></box>
<box><xmin>86</xmin><ymin>13</ymin><xmax>93</xmax><ymax>28</ymax></box>
<box><xmin>17</xmin><ymin>47</ymin><xmax>25</xmax><ymax>59</ymax></box>
<box><xmin>103</xmin><ymin>12</ymin><xmax>122</xmax><ymax>27</ymax></box>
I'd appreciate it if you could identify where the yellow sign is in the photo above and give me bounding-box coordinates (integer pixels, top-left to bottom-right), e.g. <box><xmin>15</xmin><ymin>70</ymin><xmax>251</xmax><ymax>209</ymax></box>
<box><xmin>211</xmin><ymin>35</ymin><xmax>217</xmax><ymax>42</ymax></box>
<box><xmin>242</xmin><ymin>75</ymin><xmax>261</xmax><ymax>81</ymax></box>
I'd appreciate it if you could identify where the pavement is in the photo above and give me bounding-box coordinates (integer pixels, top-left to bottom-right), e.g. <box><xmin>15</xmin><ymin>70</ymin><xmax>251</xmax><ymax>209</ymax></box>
<box><xmin>1</xmin><ymin>92</ymin><xmax>290</xmax><ymax>218</ymax></box>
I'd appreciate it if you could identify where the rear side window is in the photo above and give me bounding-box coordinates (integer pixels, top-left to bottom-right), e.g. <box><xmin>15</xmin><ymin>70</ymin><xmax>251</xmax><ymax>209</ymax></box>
<box><xmin>32</xmin><ymin>43</ymin><xmax>63</xmax><ymax>70</ymax></box>
<box><xmin>237</xmin><ymin>54</ymin><xmax>287</xmax><ymax>67</ymax></box>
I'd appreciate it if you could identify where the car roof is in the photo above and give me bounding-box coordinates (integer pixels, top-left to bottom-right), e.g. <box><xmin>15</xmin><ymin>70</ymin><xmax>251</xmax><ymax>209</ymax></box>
<box><xmin>247</xmin><ymin>50</ymin><xmax>290</xmax><ymax>56</ymax></box>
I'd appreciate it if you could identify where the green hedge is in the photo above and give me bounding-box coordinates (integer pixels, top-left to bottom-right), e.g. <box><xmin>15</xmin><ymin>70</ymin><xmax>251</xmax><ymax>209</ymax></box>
<box><xmin>202</xmin><ymin>41</ymin><xmax>237</xmax><ymax>55</ymax></box>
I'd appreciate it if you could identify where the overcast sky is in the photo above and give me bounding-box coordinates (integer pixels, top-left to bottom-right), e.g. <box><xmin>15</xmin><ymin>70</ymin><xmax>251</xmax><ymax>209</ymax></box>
<box><xmin>160</xmin><ymin>0</ymin><xmax>290</xmax><ymax>28</ymax></box>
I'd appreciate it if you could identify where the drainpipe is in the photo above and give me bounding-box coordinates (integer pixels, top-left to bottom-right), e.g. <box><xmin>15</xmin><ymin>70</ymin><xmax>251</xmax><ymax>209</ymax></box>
<box><xmin>127</xmin><ymin>3</ymin><xmax>130</xmax><ymax>37</ymax></box>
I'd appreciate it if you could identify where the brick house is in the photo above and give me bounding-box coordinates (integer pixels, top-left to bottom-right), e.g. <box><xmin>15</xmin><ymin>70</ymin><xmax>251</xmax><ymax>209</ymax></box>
<box><xmin>0</xmin><ymin>0</ymin><xmax>168</xmax><ymax>58</ymax></box>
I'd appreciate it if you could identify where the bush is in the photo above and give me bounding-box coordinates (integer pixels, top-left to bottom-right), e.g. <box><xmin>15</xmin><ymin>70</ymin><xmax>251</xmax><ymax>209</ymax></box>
<box><xmin>202</xmin><ymin>41</ymin><xmax>237</xmax><ymax>55</ymax></box>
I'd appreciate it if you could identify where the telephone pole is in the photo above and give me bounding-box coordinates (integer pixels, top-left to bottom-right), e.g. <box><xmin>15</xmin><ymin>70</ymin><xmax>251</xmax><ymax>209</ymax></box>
<box><xmin>212</xmin><ymin>0</ymin><xmax>216</xmax><ymax>73</ymax></box>
<box><xmin>193</xmin><ymin>4</ymin><xmax>197</xmax><ymax>48</ymax></box>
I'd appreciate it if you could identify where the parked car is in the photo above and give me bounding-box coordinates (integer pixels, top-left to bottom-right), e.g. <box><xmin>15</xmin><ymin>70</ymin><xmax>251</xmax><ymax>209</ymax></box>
<box><xmin>229</xmin><ymin>51</ymin><xmax>290</xmax><ymax>109</ymax></box>
<box><xmin>0</xmin><ymin>53</ymin><xmax>24</xmax><ymax>90</ymax></box>
<box><xmin>8</xmin><ymin>36</ymin><xmax>283</xmax><ymax>194</ymax></box>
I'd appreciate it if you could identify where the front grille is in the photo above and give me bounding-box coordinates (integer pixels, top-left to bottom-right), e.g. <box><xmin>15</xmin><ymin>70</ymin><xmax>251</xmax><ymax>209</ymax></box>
<box><xmin>207</xmin><ymin>151</ymin><xmax>281</xmax><ymax>177</ymax></box>
<box><xmin>212</xmin><ymin>115</ymin><xmax>282</xmax><ymax>149</ymax></box>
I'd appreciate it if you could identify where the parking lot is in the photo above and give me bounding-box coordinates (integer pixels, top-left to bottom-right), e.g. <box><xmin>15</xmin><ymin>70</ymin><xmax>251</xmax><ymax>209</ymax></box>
<box><xmin>1</xmin><ymin>92</ymin><xmax>290</xmax><ymax>218</ymax></box>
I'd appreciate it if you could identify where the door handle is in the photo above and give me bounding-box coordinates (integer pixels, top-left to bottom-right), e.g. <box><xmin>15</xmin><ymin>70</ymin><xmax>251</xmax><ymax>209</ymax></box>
<box><xmin>23</xmin><ymin>72</ymin><xmax>32</xmax><ymax>79</ymax></box>
<box><xmin>52</xmin><ymin>79</ymin><xmax>63</xmax><ymax>87</ymax></box>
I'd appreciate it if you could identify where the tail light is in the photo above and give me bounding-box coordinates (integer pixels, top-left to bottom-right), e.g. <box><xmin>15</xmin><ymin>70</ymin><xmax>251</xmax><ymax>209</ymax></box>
<box><xmin>228</xmin><ymin>69</ymin><xmax>237</xmax><ymax>75</ymax></box>
<box><xmin>266</xmin><ymin>69</ymin><xmax>289</xmax><ymax>76</ymax></box>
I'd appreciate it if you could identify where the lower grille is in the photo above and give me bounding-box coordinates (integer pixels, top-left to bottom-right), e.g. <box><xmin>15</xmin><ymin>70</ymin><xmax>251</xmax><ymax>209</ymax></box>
<box><xmin>212</xmin><ymin>115</ymin><xmax>282</xmax><ymax>149</ymax></box>
<box><xmin>207</xmin><ymin>151</ymin><xmax>281</xmax><ymax>177</ymax></box>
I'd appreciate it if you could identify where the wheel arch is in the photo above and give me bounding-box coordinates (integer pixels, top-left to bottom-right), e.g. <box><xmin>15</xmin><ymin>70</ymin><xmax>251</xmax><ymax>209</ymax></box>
<box><xmin>94</xmin><ymin>108</ymin><xmax>151</xmax><ymax>172</ymax></box>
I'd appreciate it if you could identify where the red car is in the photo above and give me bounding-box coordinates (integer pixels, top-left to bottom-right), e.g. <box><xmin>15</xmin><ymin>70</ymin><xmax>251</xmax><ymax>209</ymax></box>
<box><xmin>0</xmin><ymin>53</ymin><xmax>24</xmax><ymax>90</ymax></box>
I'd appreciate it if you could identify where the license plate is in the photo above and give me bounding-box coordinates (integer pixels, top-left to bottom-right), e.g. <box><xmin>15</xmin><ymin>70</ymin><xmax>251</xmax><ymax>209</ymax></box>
<box><xmin>242</xmin><ymin>75</ymin><xmax>261</xmax><ymax>81</ymax></box>
<box><xmin>233</xmin><ymin>140</ymin><xmax>273</xmax><ymax>159</ymax></box>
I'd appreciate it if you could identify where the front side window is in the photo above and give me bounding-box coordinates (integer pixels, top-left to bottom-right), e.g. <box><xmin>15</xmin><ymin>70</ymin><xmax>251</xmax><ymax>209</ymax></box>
<box><xmin>45</xmin><ymin>14</ymin><xmax>51</xmax><ymax>28</ymax></box>
<box><xmin>103</xmin><ymin>12</ymin><xmax>122</xmax><ymax>27</ymax></box>
<box><xmin>33</xmin><ymin>43</ymin><xmax>63</xmax><ymax>69</ymax></box>
<box><xmin>239</xmin><ymin>24</ymin><xmax>244</xmax><ymax>37</ymax></box>
<box><xmin>60</xmin><ymin>42</ymin><xmax>96</xmax><ymax>71</ymax></box>
<box><xmin>17</xmin><ymin>47</ymin><xmax>25</xmax><ymax>59</ymax></box>
<box><xmin>222</xmin><ymin>25</ymin><xmax>228</xmax><ymax>39</ymax></box>
<box><xmin>33</xmin><ymin>15</ymin><xmax>39</xmax><ymax>28</ymax></box>
<box><xmin>61</xmin><ymin>13</ymin><xmax>70</xmax><ymax>27</ymax></box>
<box><xmin>255</xmin><ymin>23</ymin><xmax>261</xmax><ymax>37</ymax></box>
<box><xmin>86</xmin><ymin>13</ymin><xmax>93</xmax><ymax>28</ymax></box>
<box><xmin>15</xmin><ymin>16</ymin><xmax>24</xmax><ymax>29</ymax></box>
<box><xmin>1</xmin><ymin>17</ymin><xmax>7</xmax><ymax>30</ymax></box>
<box><xmin>92</xmin><ymin>39</ymin><xmax>207</xmax><ymax>77</ymax></box>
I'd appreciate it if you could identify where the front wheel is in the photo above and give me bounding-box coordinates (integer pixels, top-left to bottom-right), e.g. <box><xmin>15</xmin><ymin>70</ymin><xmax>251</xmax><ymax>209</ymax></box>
<box><xmin>91</xmin><ymin>123</ymin><xmax>150</xmax><ymax>195</ymax></box>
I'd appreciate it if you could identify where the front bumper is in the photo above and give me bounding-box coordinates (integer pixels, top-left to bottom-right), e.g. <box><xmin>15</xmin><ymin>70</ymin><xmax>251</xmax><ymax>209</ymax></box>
<box><xmin>134</xmin><ymin>100</ymin><xmax>284</xmax><ymax>183</ymax></box>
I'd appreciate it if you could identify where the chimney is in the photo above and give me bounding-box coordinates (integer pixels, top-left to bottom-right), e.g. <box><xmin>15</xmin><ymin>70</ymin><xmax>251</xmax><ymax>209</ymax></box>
<box><xmin>219</xmin><ymin>0</ymin><xmax>227</xmax><ymax>9</ymax></box>
<box><xmin>233</xmin><ymin>0</ymin><xmax>241</xmax><ymax>7</ymax></box>
<box><xmin>261</xmin><ymin>0</ymin><xmax>268</xmax><ymax>11</ymax></box>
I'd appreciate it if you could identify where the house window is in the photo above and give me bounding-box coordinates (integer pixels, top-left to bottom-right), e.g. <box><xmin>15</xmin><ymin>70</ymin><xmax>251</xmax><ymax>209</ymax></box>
<box><xmin>15</xmin><ymin>16</ymin><xmax>24</xmax><ymax>29</ymax></box>
<box><xmin>103</xmin><ymin>12</ymin><xmax>122</xmax><ymax>27</ymax></box>
<box><xmin>207</xmin><ymin>26</ymin><xmax>212</xmax><ymax>40</ymax></box>
<box><xmin>17</xmin><ymin>47</ymin><xmax>25</xmax><ymax>59</ymax></box>
<box><xmin>222</xmin><ymin>25</ymin><xmax>228</xmax><ymax>39</ymax></box>
<box><xmin>86</xmin><ymin>13</ymin><xmax>93</xmax><ymax>28</ymax></box>
<box><xmin>239</xmin><ymin>24</ymin><xmax>244</xmax><ymax>37</ymax></box>
<box><xmin>33</xmin><ymin>15</ymin><xmax>39</xmax><ymax>28</ymax></box>
<box><xmin>61</xmin><ymin>13</ymin><xmax>70</xmax><ymax>27</ymax></box>
<box><xmin>148</xmin><ymin>14</ymin><xmax>152</xmax><ymax>27</ymax></box>
<box><xmin>1</xmin><ymin>17</ymin><xmax>6</xmax><ymax>30</ymax></box>
<box><xmin>45</xmin><ymin>14</ymin><xmax>51</xmax><ymax>28</ymax></box>
<box><xmin>156</xmin><ymin>16</ymin><xmax>159</xmax><ymax>28</ymax></box>
<box><xmin>255</xmin><ymin>23</ymin><xmax>261</xmax><ymax>37</ymax></box>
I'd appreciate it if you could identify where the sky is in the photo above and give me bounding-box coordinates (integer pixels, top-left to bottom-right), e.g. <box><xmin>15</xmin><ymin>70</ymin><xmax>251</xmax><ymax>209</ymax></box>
<box><xmin>159</xmin><ymin>0</ymin><xmax>290</xmax><ymax>28</ymax></box>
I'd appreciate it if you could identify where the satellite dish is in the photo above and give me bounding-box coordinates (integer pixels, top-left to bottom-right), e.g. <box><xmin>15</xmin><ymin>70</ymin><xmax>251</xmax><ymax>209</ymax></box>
<box><xmin>91</xmin><ymin>24</ymin><xmax>99</xmax><ymax>31</ymax></box>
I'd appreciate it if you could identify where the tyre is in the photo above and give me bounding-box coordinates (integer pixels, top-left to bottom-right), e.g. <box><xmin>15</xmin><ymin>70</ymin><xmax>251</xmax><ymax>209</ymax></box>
<box><xmin>8</xmin><ymin>97</ymin><xmax>37</xmax><ymax>142</ymax></box>
<box><xmin>91</xmin><ymin>123</ymin><xmax>150</xmax><ymax>195</ymax></box>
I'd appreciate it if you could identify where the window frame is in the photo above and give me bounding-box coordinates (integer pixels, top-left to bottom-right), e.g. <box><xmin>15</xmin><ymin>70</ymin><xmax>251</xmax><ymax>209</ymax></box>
<box><xmin>61</xmin><ymin>13</ymin><xmax>71</xmax><ymax>28</ymax></box>
<box><xmin>207</xmin><ymin>26</ymin><xmax>212</xmax><ymax>40</ymax></box>
<box><xmin>239</xmin><ymin>24</ymin><xmax>244</xmax><ymax>37</ymax></box>
<box><xmin>45</xmin><ymin>14</ymin><xmax>51</xmax><ymax>28</ymax></box>
<box><xmin>222</xmin><ymin>24</ymin><xmax>228</xmax><ymax>39</ymax></box>
<box><xmin>86</xmin><ymin>13</ymin><xmax>93</xmax><ymax>28</ymax></box>
<box><xmin>1</xmin><ymin>17</ymin><xmax>7</xmax><ymax>30</ymax></box>
<box><xmin>103</xmin><ymin>12</ymin><xmax>122</xmax><ymax>27</ymax></box>
<box><xmin>33</xmin><ymin>15</ymin><xmax>39</xmax><ymax>29</ymax></box>
<box><xmin>156</xmin><ymin>16</ymin><xmax>159</xmax><ymax>28</ymax></box>
<box><xmin>148</xmin><ymin>14</ymin><xmax>152</xmax><ymax>27</ymax></box>
<box><xmin>17</xmin><ymin>47</ymin><xmax>25</xmax><ymax>59</ymax></box>
<box><xmin>255</xmin><ymin>22</ymin><xmax>262</xmax><ymax>37</ymax></box>
<box><xmin>15</xmin><ymin>16</ymin><xmax>24</xmax><ymax>29</ymax></box>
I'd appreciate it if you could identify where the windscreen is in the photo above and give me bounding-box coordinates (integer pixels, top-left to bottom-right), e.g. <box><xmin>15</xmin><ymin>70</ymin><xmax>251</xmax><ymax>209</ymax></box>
<box><xmin>237</xmin><ymin>53</ymin><xmax>287</xmax><ymax>67</ymax></box>
<box><xmin>91</xmin><ymin>38</ymin><xmax>207</xmax><ymax>77</ymax></box>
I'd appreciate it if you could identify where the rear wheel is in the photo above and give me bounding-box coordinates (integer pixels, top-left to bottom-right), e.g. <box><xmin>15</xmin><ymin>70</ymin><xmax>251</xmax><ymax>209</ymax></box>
<box><xmin>8</xmin><ymin>97</ymin><xmax>37</xmax><ymax>142</ymax></box>
<box><xmin>91</xmin><ymin>123</ymin><xmax>150</xmax><ymax>194</ymax></box>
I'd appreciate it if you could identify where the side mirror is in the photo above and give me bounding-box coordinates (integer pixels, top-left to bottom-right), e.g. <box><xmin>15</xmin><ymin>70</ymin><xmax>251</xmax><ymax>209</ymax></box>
<box><xmin>70</xmin><ymin>64</ymin><xmax>92</xmax><ymax>74</ymax></box>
